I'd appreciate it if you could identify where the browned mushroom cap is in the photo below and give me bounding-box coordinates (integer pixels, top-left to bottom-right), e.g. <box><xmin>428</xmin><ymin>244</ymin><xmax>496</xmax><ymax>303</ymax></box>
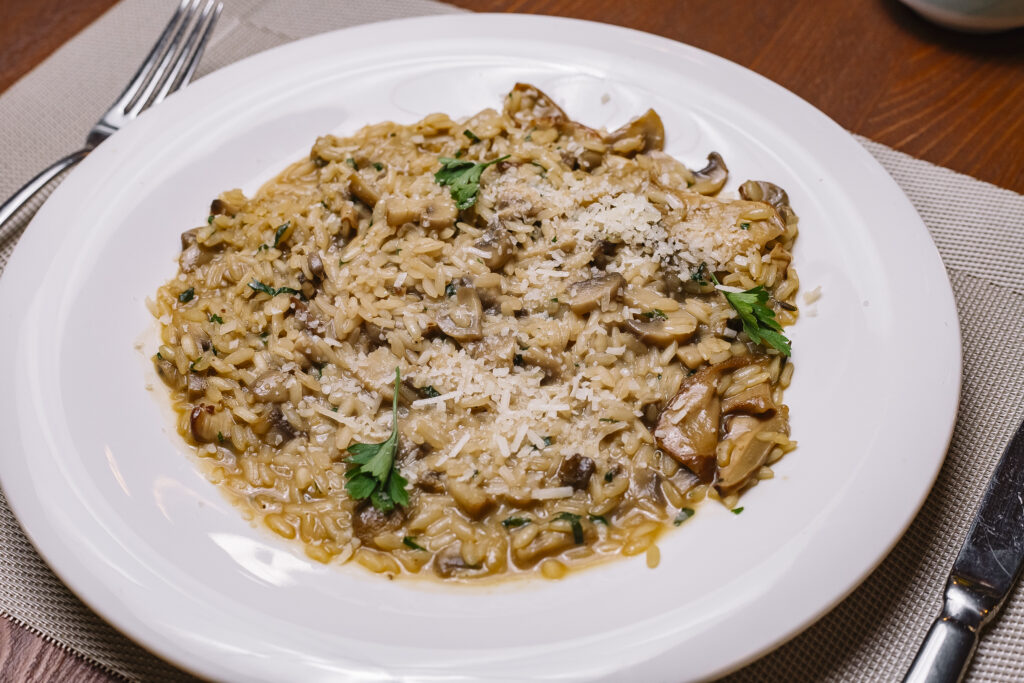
<box><xmin>716</xmin><ymin>406</ymin><xmax>789</xmax><ymax>496</ymax></box>
<box><xmin>438</xmin><ymin>286</ymin><xmax>483</xmax><ymax>342</ymax></box>
<box><xmin>348</xmin><ymin>173</ymin><xmax>380</xmax><ymax>207</ymax></box>
<box><xmin>446</xmin><ymin>480</ymin><xmax>493</xmax><ymax>519</ymax></box>
<box><xmin>352</xmin><ymin>502</ymin><xmax>405</xmax><ymax>548</ymax></box>
<box><xmin>504</xmin><ymin>83</ymin><xmax>568</xmax><ymax>127</ymax></box>
<box><xmin>189</xmin><ymin>404</ymin><xmax>233</xmax><ymax>444</ymax></box>
<box><xmin>691</xmin><ymin>152</ymin><xmax>729</xmax><ymax>195</ymax></box>
<box><xmin>251</xmin><ymin>370</ymin><xmax>290</xmax><ymax>403</ymax></box>
<box><xmin>520</xmin><ymin>345</ymin><xmax>564</xmax><ymax>379</ymax></box>
<box><xmin>179</xmin><ymin>228</ymin><xmax>216</xmax><ymax>273</ymax></box>
<box><xmin>605</xmin><ymin>109</ymin><xmax>665</xmax><ymax>156</ymax></box>
<box><xmin>623</xmin><ymin>309</ymin><xmax>697</xmax><ymax>346</ymax></box>
<box><xmin>209</xmin><ymin>196</ymin><xmax>240</xmax><ymax>216</ymax></box>
<box><xmin>558</xmin><ymin>454</ymin><xmax>595</xmax><ymax>490</ymax></box>
<box><xmin>568</xmin><ymin>272</ymin><xmax>624</xmax><ymax>314</ymax></box>
<box><xmin>739</xmin><ymin>180</ymin><xmax>798</xmax><ymax>225</ymax></box>
<box><xmin>654</xmin><ymin>355</ymin><xmax>753</xmax><ymax>480</ymax></box>
<box><xmin>384</xmin><ymin>196</ymin><xmax>457</xmax><ymax>230</ymax></box>
<box><xmin>251</xmin><ymin>406</ymin><xmax>298</xmax><ymax>446</ymax></box>
<box><xmin>474</xmin><ymin>227</ymin><xmax>515</xmax><ymax>270</ymax></box>
<box><xmin>721</xmin><ymin>383</ymin><xmax>776</xmax><ymax>416</ymax></box>
<box><xmin>307</xmin><ymin>252</ymin><xmax>326</xmax><ymax>281</ymax></box>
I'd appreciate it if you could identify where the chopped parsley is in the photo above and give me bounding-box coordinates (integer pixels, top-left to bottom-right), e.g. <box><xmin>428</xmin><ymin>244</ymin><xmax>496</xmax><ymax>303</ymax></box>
<box><xmin>372</xmin><ymin>162</ymin><xmax>384</xmax><ymax>171</ymax></box>
<box><xmin>641</xmin><ymin>309</ymin><xmax>667</xmax><ymax>320</ymax></box>
<box><xmin>272</xmin><ymin>221</ymin><xmax>291</xmax><ymax>247</ymax></box>
<box><xmin>502</xmin><ymin>517</ymin><xmax>531</xmax><ymax>529</ymax></box>
<box><xmin>257</xmin><ymin>244</ymin><xmax>270</xmax><ymax>252</ymax></box>
<box><xmin>599</xmin><ymin>418</ymin><xmax>619</xmax><ymax>423</ymax></box>
<box><xmin>208</xmin><ymin>313</ymin><xmax>224</xmax><ymax>324</ymax></box>
<box><xmin>690</xmin><ymin>262</ymin><xmax>710</xmax><ymax>286</ymax></box>
<box><xmin>513</xmin><ymin>353</ymin><xmax>524</xmax><ymax>367</ymax></box>
<box><xmin>604</xmin><ymin>470</ymin><xmax>615</xmax><ymax>482</ymax></box>
<box><xmin>463</xmin><ymin>129</ymin><xmax>481</xmax><ymax>143</ymax></box>
<box><xmin>530</xmin><ymin>160</ymin><xmax>547</xmax><ymax>175</ymax></box>
<box><xmin>320</xmin><ymin>200</ymin><xmax>329</xmax><ymax>209</ymax></box>
<box><xmin>674</xmin><ymin>508</ymin><xmax>695</xmax><ymax>526</ymax></box>
<box><xmin>178</xmin><ymin>287</ymin><xmax>195</xmax><ymax>303</ymax></box>
<box><xmin>712</xmin><ymin>273</ymin><xmax>792</xmax><ymax>356</ymax></box>
<box><xmin>556</xmin><ymin>512</ymin><xmax>584</xmax><ymax>544</ymax></box>
<box><xmin>207</xmin><ymin>215</ymin><xmax>214</xmax><ymax>224</ymax></box>
<box><xmin>345</xmin><ymin>157</ymin><xmax>358</xmax><ymax>169</ymax></box>
<box><xmin>217</xmin><ymin>431</ymin><xmax>225</xmax><ymax>444</ymax></box>
<box><xmin>402</xmin><ymin>536</ymin><xmax>426</xmax><ymax>551</ymax></box>
<box><xmin>444</xmin><ymin>281</ymin><xmax>456</xmax><ymax>298</ymax></box>
<box><xmin>344</xmin><ymin>368</ymin><xmax>409</xmax><ymax>513</ymax></box>
<box><xmin>421</xmin><ymin>385</ymin><xmax>441</xmax><ymax>399</ymax></box>
<box><xmin>550</xmin><ymin>297</ymin><xmax>559</xmax><ymax>303</ymax></box>
<box><xmin>740</xmin><ymin>222</ymin><xmax>751</xmax><ymax>230</ymax></box>
<box><xmin>313</xmin><ymin>156</ymin><xmax>328</xmax><ymax>168</ymax></box>
<box><xmin>434</xmin><ymin>155</ymin><xmax>510</xmax><ymax>210</ymax></box>
<box><xmin>543</xmin><ymin>436</ymin><xmax>553</xmax><ymax>447</ymax></box>
<box><xmin>588</xmin><ymin>514</ymin><xmax>608</xmax><ymax>525</ymax></box>
<box><xmin>732</xmin><ymin>507</ymin><xmax>745</xmax><ymax>515</ymax></box>
<box><xmin>248</xmin><ymin>280</ymin><xmax>299</xmax><ymax>297</ymax></box>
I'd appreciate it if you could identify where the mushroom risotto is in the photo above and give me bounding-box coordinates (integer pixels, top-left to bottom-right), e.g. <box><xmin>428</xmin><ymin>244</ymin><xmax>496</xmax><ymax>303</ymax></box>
<box><xmin>150</xmin><ymin>84</ymin><xmax>800</xmax><ymax>580</ymax></box>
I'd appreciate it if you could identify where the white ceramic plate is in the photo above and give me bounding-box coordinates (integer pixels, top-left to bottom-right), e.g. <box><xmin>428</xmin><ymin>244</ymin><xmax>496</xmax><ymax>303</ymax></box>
<box><xmin>0</xmin><ymin>14</ymin><xmax>960</xmax><ymax>682</ymax></box>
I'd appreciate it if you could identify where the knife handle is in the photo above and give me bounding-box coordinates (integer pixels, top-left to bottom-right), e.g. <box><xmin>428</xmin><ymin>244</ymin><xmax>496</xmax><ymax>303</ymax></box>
<box><xmin>903</xmin><ymin>578</ymin><xmax>1000</xmax><ymax>683</ymax></box>
<box><xmin>903</xmin><ymin>615</ymin><xmax>979</xmax><ymax>683</ymax></box>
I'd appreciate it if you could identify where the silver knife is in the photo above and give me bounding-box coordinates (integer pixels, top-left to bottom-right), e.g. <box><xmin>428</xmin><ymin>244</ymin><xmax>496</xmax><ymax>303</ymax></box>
<box><xmin>904</xmin><ymin>418</ymin><xmax>1024</xmax><ymax>683</ymax></box>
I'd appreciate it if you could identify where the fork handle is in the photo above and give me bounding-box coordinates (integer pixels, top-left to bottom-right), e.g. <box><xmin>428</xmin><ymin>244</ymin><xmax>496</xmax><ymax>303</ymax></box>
<box><xmin>0</xmin><ymin>147</ymin><xmax>92</xmax><ymax>244</ymax></box>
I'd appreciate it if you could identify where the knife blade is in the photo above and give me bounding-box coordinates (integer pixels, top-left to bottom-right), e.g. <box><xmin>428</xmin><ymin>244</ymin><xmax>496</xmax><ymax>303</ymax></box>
<box><xmin>904</xmin><ymin>417</ymin><xmax>1024</xmax><ymax>683</ymax></box>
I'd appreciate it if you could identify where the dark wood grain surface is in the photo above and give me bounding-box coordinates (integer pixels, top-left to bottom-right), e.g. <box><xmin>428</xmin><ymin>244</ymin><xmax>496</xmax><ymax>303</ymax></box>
<box><xmin>0</xmin><ymin>0</ymin><xmax>1021</xmax><ymax>680</ymax></box>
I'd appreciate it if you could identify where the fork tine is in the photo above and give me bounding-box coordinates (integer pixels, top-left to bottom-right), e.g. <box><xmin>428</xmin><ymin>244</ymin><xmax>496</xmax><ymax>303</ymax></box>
<box><xmin>125</xmin><ymin>0</ymin><xmax>205</xmax><ymax>117</ymax></box>
<box><xmin>153</xmin><ymin>1</ymin><xmax>222</xmax><ymax>103</ymax></box>
<box><xmin>107</xmin><ymin>0</ymin><xmax>192</xmax><ymax>114</ymax></box>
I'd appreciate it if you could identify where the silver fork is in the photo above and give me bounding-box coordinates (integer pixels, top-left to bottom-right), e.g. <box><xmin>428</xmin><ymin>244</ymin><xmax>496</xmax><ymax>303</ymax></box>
<box><xmin>0</xmin><ymin>0</ymin><xmax>222</xmax><ymax>244</ymax></box>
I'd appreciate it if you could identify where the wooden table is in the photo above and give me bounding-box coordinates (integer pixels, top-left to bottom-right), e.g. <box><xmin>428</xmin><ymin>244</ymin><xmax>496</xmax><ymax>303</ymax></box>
<box><xmin>0</xmin><ymin>0</ymin><xmax>1021</xmax><ymax>680</ymax></box>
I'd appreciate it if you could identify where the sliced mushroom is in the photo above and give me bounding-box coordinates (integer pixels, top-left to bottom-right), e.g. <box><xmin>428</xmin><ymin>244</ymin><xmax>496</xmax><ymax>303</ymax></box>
<box><xmin>633</xmin><ymin>468</ymin><xmax>666</xmax><ymax>506</ymax></box>
<box><xmin>417</xmin><ymin>470</ymin><xmax>446</xmax><ymax>494</ymax></box>
<box><xmin>691</xmin><ymin>152</ymin><xmax>728</xmax><ymax>195</ymax></box>
<box><xmin>351</xmin><ymin>502</ymin><xmax>405</xmax><ymax>548</ymax></box>
<box><xmin>348</xmin><ymin>174</ymin><xmax>380</xmax><ymax>207</ymax></box>
<box><xmin>512</xmin><ymin>531</ymin><xmax>575</xmax><ymax>567</ymax></box>
<box><xmin>716</xmin><ymin>406</ymin><xmax>789</xmax><ymax>496</ymax></box>
<box><xmin>623</xmin><ymin>309</ymin><xmax>697</xmax><ymax>346</ymax></box>
<box><xmin>295</xmin><ymin>333</ymin><xmax>333</xmax><ymax>366</ymax></box>
<box><xmin>654</xmin><ymin>355</ymin><xmax>752</xmax><ymax>480</ymax></box>
<box><xmin>739</xmin><ymin>179</ymin><xmax>798</xmax><ymax>225</ymax></box>
<box><xmin>605</xmin><ymin>109</ymin><xmax>665</xmax><ymax>156</ymax></box>
<box><xmin>464</xmin><ymin>335</ymin><xmax>517</xmax><ymax>367</ymax></box>
<box><xmin>721</xmin><ymin>383</ymin><xmax>776</xmax><ymax>416</ymax></box>
<box><xmin>185</xmin><ymin>373</ymin><xmax>207</xmax><ymax>400</ymax></box>
<box><xmin>307</xmin><ymin>252</ymin><xmax>326</xmax><ymax>281</ymax></box>
<box><xmin>189</xmin><ymin>404</ymin><xmax>233</xmax><ymax>444</ymax></box>
<box><xmin>504</xmin><ymin>82</ymin><xmax>568</xmax><ymax>127</ymax></box>
<box><xmin>567</xmin><ymin>272</ymin><xmax>624</xmax><ymax>314</ymax></box>
<box><xmin>589</xmin><ymin>239</ymin><xmax>620</xmax><ymax>270</ymax></box>
<box><xmin>520</xmin><ymin>346</ymin><xmax>564</xmax><ymax>380</ymax></box>
<box><xmin>384</xmin><ymin>196</ymin><xmax>457</xmax><ymax>229</ymax></box>
<box><xmin>261</xmin><ymin>406</ymin><xmax>297</xmax><ymax>446</ymax></box>
<box><xmin>447</xmin><ymin>480</ymin><xmax>493</xmax><ymax>519</ymax></box>
<box><xmin>473</xmin><ymin>227</ymin><xmax>515</xmax><ymax>270</ymax></box>
<box><xmin>438</xmin><ymin>286</ymin><xmax>483</xmax><ymax>342</ymax></box>
<box><xmin>435</xmin><ymin>545</ymin><xmax>477</xmax><ymax>577</ymax></box>
<box><xmin>251</xmin><ymin>370</ymin><xmax>290</xmax><ymax>403</ymax></box>
<box><xmin>289</xmin><ymin>298</ymin><xmax>332</xmax><ymax>336</ymax></box>
<box><xmin>558</xmin><ymin>454</ymin><xmax>595</xmax><ymax>491</ymax></box>
<box><xmin>179</xmin><ymin>228</ymin><xmax>216</xmax><ymax>273</ymax></box>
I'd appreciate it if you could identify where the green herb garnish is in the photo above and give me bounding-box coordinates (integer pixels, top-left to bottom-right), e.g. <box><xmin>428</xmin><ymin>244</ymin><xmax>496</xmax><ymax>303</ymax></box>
<box><xmin>345</xmin><ymin>157</ymin><xmax>358</xmax><ymax>169</ymax></box>
<box><xmin>588</xmin><ymin>514</ymin><xmax>608</xmax><ymax>525</ymax></box>
<box><xmin>550</xmin><ymin>297</ymin><xmax>559</xmax><ymax>303</ymax></box>
<box><xmin>248</xmin><ymin>280</ymin><xmax>299</xmax><ymax>297</ymax></box>
<box><xmin>273</xmin><ymin>221</ymin><xmax>290</xmax><ymax>247</ymax></box>
<box><xmin>434</xmin><ymin>155</ymin><xmax>510</xmax><ymax>210</ymax></box>
<box><xmin>711</xmin><ymin>273</ymin><xmax>792</xmax><ymax>356</ymax></box>
<box><xmin>178</xmin><ymin>288</ymin><xmax>195</xmax><ymax>303</ymax></box>
<box><xmin>421</xmin><ymin>385</ymin><xmax>441</xmax><ymax>399</ymax></box>
<box><xmin>604</xmin><ymin>470</ymin><xmax>615</xmax><ymax>482</ymax></box>
<box><xmin>208</xmin><ymin>313</ymin><xmax>223</xmax><ymax>324</ymax></box>
<box><xmin>502</xmin><ymin>517</ymin><xmax>531</xmax><ymax>529</ymax></box>
<box><xmin>463</xmin><ymin>129</ymin><xmax>481</xmax><ymax>143</ymax></box>
<box><xmin>513</xmin><ymin>353</ymin><xmax>524</xmax><ymax>367</ymax></box>
<box><xmin>402</xmin><ymin>536</ymin><xmax>426</xmax><ymax>551</ymax></box>
<box><xmin>642</xmin><ymin>309</ymin><xmax>667</xmax><ymax>320</ymax></box>
<box><xmin>599</xmin><ymin>418</ymin><xmax>618</xmax><ymax>423</ymax></box>
<box><xmin>207</xmin><ymin>215</ymin><xmax>214</xmax><ymax>224</ymax></box>
<box><xmin>444</xmin><ymin>281</ymin><xmax>456</xmax><ymax>298</ymax></box>
<box><xmin>217</xmin><ymin>431</ymin><xmax>225</xmax><ymax>444</ymax></box>
<box><xmin>372</xmin><ymin>162</ymin><xmax>384</xmax><ymax>171</ymax></box>
<box><xmin>542</xmin><ymin>436</ymin><xmax>553</xmax><ymax>447</ymax></box>
<box><xmin>674</xmin><ymin>508</ymin><xmax>695</xmax><ymax>526</ymax></box>
<box><xmin>732</xmin><ymin>507</ymin><xmax>745</xmax><ymax>515</ymax></box>
<box><xmin>556</xmin><ymin>512</ymin><xmax>584</xmax><ymax>544</ymax></box>
<box><xmin>344</xmin><ymin>368</ymin><xmax>409</xmax><ymax>513</ymax></box>
<box><xmin>740</xmin><ymin>222</ymin><xmax>751</xmax><ymax>230</ymax></box>
<box><xmin>690</xmin><ymin>262</ymin><xmax>710</xmax><ymax>286</ymax></box>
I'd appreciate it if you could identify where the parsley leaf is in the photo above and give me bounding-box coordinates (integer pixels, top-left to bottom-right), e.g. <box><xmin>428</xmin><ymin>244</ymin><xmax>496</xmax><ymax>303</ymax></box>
<box><xmin>178</xmin><ymin>287</ymin><xmax>195</xmax><ymax>303</ymax></box>
<box><xmin>556</xmin><ymin>512</ymin><xmax>584</xmax><ymax>544</ymax></box>
<box><xmin>248</xmin><ymin>280</ymin><xmax>299</xmax><ymax>297</ymax></box>
<box><xmin>273</xmin><ymin>221</ymin><xmax>291</xmax><ymax>247</ymax></box>
<box><xmin>641</xmin><ymin>309</ymin><xmax>667</xmax><ymax>320</ymax></box>
<box><xmin>344</xmin><ymin>368</ymin><xmax>409</xmax><ymax>513</ymax></box>
<box><xmin>463</xmin><ymin>129</ymin><xmax>481</xmax><ymax>143</ymax></box>
<box><xmin>502</xmin><ymin>517</ymin><xmax>531</xmax><ymax>529</ymax></box>
<box><xmin>732</xmin><ymin>507</ymin><xmax>745</xmax><ymax>515</ymax></box>
<box><xmin>402</xmin><ymin>536</ymin><xmax>426</xmax><ymax>551</ymax></box>
<box><xmin>588</xmin><ymin>514</ymin><xmax>608</xmax><ymax>525</ymax></box>
<box><xmin>674</xmin><ymin>508</ymin><xmax>695</xmax><ymax>526</ymax></box>
<box><xmin>421</xmin><ymin>385</ymin><xmax>441</xmax><ymax>399</ymax></box>
<box><xmin>208</xmin><ymin>313</ymin><xmax>224</xmax><ymax>324</ymax></box>
<box><xmin>434</xmin><ymin>155</ymin><xmax>510</xmax><ymax>210</ymax></box>
<box><xmin>711</xmin><ymin>274</ymin><xmax>792</xmax><ymax>356</ymax></box>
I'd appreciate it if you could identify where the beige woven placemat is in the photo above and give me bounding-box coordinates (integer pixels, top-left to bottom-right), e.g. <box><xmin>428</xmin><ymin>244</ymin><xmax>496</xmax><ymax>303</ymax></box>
<box><xmin>2</xmin><ymin>1</ymin><xmax>1023</xmax><ymax>681</ymax></box>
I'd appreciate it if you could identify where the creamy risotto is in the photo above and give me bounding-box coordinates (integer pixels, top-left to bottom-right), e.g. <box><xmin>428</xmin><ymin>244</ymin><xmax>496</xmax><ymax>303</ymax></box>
<box><xmin>150</xmin><ymin>84</ymin><xmax>800</xmax><ymax>580</ymax></box>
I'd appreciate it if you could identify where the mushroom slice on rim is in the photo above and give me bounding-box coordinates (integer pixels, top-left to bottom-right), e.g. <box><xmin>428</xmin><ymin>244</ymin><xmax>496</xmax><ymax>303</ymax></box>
<box><xmin>438</xmin><ymin>286</ymin><xmax>483</xmax><ymax>342</ymax></box>
<box><xmin>739</xmin><ymin>179</ymin><xmax>799</xmax><ymax>226</ymax></box>
<box><xmin>384</xmin><ymin>196</ymin><xmax>457</xmax><ymax>230</ymax></box>
<box><xmin>605</xmin><ymin>109</ymin><xmax>665</xmax><ymax>156</ymax></box>
<box><xmin>721</xmin><ymin>382</ymin><xmax>776</xmax><ymax>416</ymax></box>
<box><xmin>691</xmin><ymin>152</ymin><xmax>728</xmax><ymax>195</ymax></box>
<box><xmin>716</xmin><ymin>406</ymin><xmax>790</xmax><ymax>496</ymax></box>
<box><xmin>567</xmin><ymin>272</ymin><xmax>624</xmax><ymax>314</ymax></box>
